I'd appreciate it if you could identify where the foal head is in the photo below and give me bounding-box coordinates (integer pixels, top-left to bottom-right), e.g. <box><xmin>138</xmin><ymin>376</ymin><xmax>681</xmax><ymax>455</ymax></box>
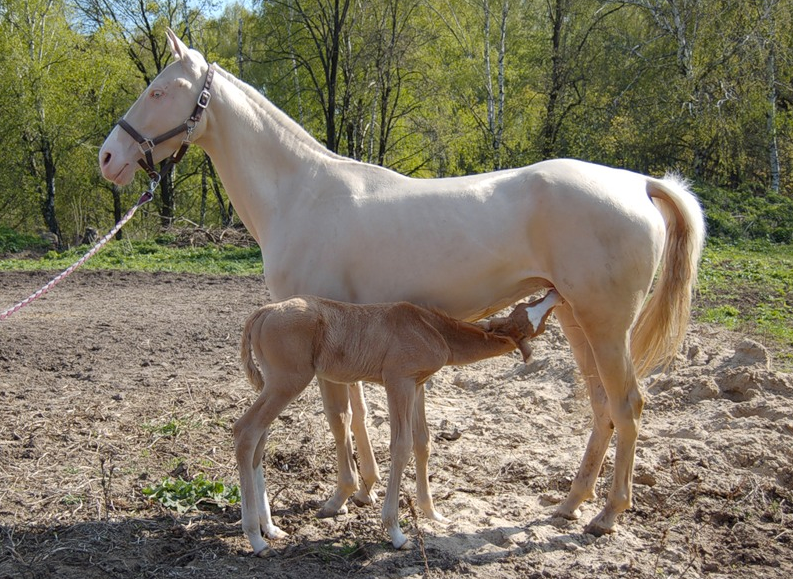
<box><xmin>99</xmin><ymin>29</ymin><xmax>210</xmax><ymax>186</ymax></box>
<box><xmin>487</xmin><ymin>289</ymin><xmax>564</xmax><ymax>362</ymax></box>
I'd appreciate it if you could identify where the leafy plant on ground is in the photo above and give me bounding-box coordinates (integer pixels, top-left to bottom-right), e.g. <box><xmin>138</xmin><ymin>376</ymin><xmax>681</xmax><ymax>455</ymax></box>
<box><xmin>142</xmin><ymin>473</ymin><xmax>240</xmax><ymax>514</ymax></box>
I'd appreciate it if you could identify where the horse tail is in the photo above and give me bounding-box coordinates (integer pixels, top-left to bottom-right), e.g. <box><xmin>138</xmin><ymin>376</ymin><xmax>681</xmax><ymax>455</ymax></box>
<box><xmin>241</xmin><ymin>307</ymin><xmax>268</xmax><ymax>393</ymax></box>
<box><xmin>631</xmin><ymin>174</ymin><xmax>706</xmax><ymax>379</ymax></box>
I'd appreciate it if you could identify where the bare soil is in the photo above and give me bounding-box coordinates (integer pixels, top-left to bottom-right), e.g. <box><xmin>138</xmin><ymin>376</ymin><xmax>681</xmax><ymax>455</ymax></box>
<box><xmin>1</xmin><ymin>270</ymin><xmax>791</xmax><ymax>578</ymax></box>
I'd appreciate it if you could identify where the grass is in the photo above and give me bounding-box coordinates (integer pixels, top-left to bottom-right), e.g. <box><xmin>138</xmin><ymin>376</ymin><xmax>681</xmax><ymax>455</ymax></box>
<box><xmin>0</xmin><ymin>239</ymin><xmax>263</xmax><ymax>276</ymax></box>
<box><xmin>695</xmin><ymin>240</ymin><xmax>793</xmax><ymax>370</ymax></box>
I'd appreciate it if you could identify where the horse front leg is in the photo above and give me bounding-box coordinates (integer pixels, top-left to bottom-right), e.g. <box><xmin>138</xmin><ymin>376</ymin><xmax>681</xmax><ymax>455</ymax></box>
<box><xmin>349</xmin><ymin>381</ymin><xmax>381</xmax><ymax>506</ymax></box>
<box><xmin>317</xmin><ymin>379</ymin><xmax>358</xmax><ymax>517</ymax></box>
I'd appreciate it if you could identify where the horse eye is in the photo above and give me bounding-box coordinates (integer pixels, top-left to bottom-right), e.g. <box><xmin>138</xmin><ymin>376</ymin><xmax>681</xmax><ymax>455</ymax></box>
<box><xmin>150</xmin><ymin>89</ymin><xmax>164</xmax><ymax>99</ymax></box>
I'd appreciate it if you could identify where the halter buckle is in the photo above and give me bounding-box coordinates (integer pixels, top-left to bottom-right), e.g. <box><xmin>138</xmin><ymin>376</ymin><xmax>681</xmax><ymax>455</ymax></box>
<box><xmin>138</xmin><ymin>139</ymin><xmax>156</xmax><ymax>155</ymax></box>
<box><xmin>197</xmin><ymin>89</ymin><xmax>212</xmax><ymax>109</ymax></box>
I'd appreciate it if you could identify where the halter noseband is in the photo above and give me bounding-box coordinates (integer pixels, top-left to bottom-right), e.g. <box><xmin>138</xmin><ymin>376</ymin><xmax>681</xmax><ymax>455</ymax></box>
<box><xmin>116</xmin><ymin>64</ymin><xmax>216</xmax><ymax>186</ymax></box>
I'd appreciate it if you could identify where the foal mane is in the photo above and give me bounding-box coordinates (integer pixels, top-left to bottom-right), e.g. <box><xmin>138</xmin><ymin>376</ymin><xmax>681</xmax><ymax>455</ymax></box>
<box><xmin>212</xmin><ymin>65</ymin><xmax>348</xmax><ymax>162</ymax></box>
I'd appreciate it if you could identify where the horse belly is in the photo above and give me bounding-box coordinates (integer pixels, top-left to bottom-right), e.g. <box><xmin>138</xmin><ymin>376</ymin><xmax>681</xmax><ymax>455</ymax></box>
<box><xmin>264</xmin><ymin>204</ymin><xmax>544</xmax><ymax>320</ymax></box>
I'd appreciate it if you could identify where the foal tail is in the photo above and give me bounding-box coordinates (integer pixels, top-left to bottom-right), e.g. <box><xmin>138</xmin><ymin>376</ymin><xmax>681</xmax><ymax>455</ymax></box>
<box><xmin>631</xmin><ymin>174</ymin><xmax>706</xmax><ymax>379</ymax></box>
<box><xmin>241</xmin><ymin>307</ymin><xmax>268</xmax><ymax>393</ymax></box>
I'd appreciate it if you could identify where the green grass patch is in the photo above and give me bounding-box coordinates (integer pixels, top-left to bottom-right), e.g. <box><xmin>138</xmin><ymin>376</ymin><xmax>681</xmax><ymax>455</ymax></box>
<box><xmin>0</xmin><ymin>225</ymin><xmax>51</xmax><ymax>253</ymax></box>
<box><xmin>696</xmin><ymin>240</ymin><xmax>793</xmax><ymax>369</ymax></box>
<box><xmin>142</xmin><ymin>473</ymin><xmax>240</xmax><ymax>514</ymax></box>
<box><xmin>0</xmin><ymin>240</ymin><xmax>263</xmax><ymax>276</ymax></box>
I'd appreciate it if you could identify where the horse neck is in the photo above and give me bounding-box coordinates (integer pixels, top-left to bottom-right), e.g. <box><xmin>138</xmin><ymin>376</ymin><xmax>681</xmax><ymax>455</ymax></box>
<box><xmin>427</xmin><ymin>312</ymin><xmax>516</xmax><ymax>366</ymax></box>
<box><xmin>195</xmin><ymin>67</ymin><xmax>341</xmax><ymax>242</ymax></box>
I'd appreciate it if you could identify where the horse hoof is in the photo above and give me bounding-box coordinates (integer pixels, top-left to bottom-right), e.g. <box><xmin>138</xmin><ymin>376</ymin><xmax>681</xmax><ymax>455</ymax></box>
<box><xmin>253</xmin><ymin>547</ymin><xmax>276</xmax><ymax>558</ymax></box>
<box><xmin>554</xmin><ymin>505</ymin><xmax>582</xmax><ymax>521</ymax></box>
<box><xmin>351</xmin><ymin>489</ymin><xmax>377</xmax><ymax>507</ymax></box>
<box><xmin>424</xmin><ymin>509</ymin><xmax>450</xmax><ymax>525</ymax></box>
<box><xmin>317</xmin><ymin>504</ymin><xmax>348</xmax><ymax>518</ymax></box>
<box><xmin>584</xmin><ymin>517</ymin><xmax>615</xmax><ymax>537</ymax></box>
<box><xmin>397</xmin><ymin>538</ymin><xmax>415</xmax><ymax>550</ymax></box>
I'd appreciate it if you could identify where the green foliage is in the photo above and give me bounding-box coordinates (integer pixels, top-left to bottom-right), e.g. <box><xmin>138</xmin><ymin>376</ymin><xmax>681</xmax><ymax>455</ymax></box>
<box><xmin>696</xmin><ymin>184</ymin><xmax>793</xmax><ymax>243</ymax></box>
<box><xmin>696</xmin><ymin>241</ymin><xmax>793</xmax><ymax>369</ymax></box>
<box><xmin>0</xmin><ymin>226</ymin><xmax>50</xmax><ymax>254</ymax></box>
<box><xmin>142</xmin><ymin>473</ymin><xmax>240</xmax><ymax>514</ymax></box>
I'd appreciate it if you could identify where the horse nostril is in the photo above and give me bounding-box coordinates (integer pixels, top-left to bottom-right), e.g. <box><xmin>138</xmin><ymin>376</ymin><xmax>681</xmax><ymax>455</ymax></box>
<box><xmin>102</xmin><ymin>151</ymin><xmax>112</xmax><ymax>166</ymax></box>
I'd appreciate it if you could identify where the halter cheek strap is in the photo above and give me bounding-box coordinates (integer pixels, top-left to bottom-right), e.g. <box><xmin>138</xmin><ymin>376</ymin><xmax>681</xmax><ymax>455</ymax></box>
<box><xmin>116</xmin><ymin>64</ymin><xmax>215</xmax><ymax>185</ymax></box>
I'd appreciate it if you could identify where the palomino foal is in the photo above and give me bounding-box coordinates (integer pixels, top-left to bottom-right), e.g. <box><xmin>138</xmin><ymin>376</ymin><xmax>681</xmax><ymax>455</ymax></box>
<box><xmin>234</xmin><ymin>291</ymin><xmax>562</xmax><ymax>555</ymax></box>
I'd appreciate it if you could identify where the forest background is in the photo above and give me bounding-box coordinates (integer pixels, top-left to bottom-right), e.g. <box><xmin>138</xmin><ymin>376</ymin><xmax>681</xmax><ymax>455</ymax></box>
<box><xmin>1</xmin><ymin>0</ymin><xmax>793</xmax><ymax>248</ymax></box>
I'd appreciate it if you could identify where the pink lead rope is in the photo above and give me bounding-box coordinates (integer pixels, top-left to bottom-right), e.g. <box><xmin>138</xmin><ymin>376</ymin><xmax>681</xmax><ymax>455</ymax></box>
<box><xmin>1</xmin><ymin>190</ymin><xmax>154</xmax><ymax>321</ymax></box>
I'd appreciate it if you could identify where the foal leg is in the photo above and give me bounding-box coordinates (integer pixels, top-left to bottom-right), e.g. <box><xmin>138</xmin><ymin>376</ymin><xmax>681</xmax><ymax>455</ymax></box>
<box><xmin>554</xmin><ymin>304</ymin><xmax>615</xmax><ymax>522</ymax></box>
<box><xmin>317</xmin><ymin>379</ymin><xmax>358</xmax><ymax>517</ymax></box>
<box><xmin>252</xmin><ymin>432</ymin><xmax>288</xmax><ymax>540</ymax></box>
<box><xmin>412</xmin><ymin>385</ymin><xmax>449</xmax><ymax>523</ymax></box>
<box><xmin>349</xmin><ymin>381</ymin><xmax>381</xmax><ymax>507</ymax></box>
<box><xmin>382</xmin><ymin>379</ymin><xmax>417</xmax><ymax>549</ymax></box>
<box><xmin>234</xmin><ymin>381</ymin><xmax>304</xmax><ymax>556</ymax></box>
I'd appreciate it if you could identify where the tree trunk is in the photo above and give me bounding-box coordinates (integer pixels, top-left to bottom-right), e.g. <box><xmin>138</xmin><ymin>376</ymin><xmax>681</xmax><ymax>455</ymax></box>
<box><xmin>206</xmin><ymin>154</ymin><xmax>232</xmax><ymax>227</ymax></box>
<box><xmin>112</xmin><ymin>184</ymin><xmax>123</xmax><ymax>241</ymax></box>
<box><xmin>541</xmin><ymin>0</ymin><xmax>566</xmax><ymax>160</ymax></box>
<box><xmin>159</xmin><ymin>162</ymin><xmax>175</xmax><ymax>229</ymax></box>
<box><xmin>39</xmin><ymin>136</ymin><xmax>62</xmax><ymax>249</ymax></box>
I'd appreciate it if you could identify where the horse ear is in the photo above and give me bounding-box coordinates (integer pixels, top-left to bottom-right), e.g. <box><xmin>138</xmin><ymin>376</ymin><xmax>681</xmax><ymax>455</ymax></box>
<box><xmin>166</xmin><ymin>27</ymin><xmax>189</xmax><ymax>61</ymax></box>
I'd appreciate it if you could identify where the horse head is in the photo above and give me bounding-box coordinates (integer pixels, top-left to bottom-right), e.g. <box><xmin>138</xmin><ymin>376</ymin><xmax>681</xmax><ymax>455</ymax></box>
<box><xmin>99</xmin><ymin>29</ymin><xmax>211</xmax><ymax>186</ymax></box>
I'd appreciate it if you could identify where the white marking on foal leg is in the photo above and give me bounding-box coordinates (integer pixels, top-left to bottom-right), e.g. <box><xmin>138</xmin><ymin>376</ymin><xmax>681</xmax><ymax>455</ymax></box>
<box><xmin>382</xmin><ymin>379</ymin><xmax>417</xmax><ymax>550</ymax></box>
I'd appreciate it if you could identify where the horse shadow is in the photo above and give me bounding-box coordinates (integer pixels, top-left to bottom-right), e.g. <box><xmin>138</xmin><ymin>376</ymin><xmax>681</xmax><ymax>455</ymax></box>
<box><xmin>0</xmin><ymin>509</ymin><xmax>598</xmax><ymax>578</ymax></box>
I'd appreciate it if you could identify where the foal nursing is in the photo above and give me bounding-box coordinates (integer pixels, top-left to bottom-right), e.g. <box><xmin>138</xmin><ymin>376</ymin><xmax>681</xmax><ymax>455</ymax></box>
<box><xmin>234</xmin><ymin>291</ymin><xmax>562</xmax><ymax>555</ymax></box>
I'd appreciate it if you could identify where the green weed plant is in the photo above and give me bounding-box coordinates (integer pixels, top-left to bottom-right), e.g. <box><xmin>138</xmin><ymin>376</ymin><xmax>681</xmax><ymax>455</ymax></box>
<box><xmin>142</xmin><ymin>473</ymin><xmax>240</xmax><ymax>514</ymax></box>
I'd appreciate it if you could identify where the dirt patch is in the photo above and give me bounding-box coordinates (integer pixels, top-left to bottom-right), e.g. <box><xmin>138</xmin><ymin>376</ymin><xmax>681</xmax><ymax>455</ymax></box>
<box><xmin>1</xmin><ymin>270</ymin><xmax>791</xmax><ymax>578</ymax></box>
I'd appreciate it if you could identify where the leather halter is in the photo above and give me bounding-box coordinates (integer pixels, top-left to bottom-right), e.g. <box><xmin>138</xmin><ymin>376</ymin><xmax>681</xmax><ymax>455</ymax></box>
<box><xmin>116</xmin><ymin>65</ymin><xmax>215</xmax><ymax>185</ymax></box>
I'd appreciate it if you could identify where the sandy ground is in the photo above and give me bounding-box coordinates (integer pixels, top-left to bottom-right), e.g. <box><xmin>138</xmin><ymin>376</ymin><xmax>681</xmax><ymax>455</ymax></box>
<box><xmin>0</xmin><ymin>269</ymin><xmax>791</xmax><ymax>578</ymax></box>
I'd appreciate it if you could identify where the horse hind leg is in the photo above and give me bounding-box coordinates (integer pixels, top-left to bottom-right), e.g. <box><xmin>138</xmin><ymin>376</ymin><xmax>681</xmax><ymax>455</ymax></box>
<box><xmin>584</xmin><ymin>331</ymin><xmax>644</xmax><ymax>536</ymax></box>
<box><xmin>553</xmin><ymin>304</ymin><xmax>615</xmax><ymax>522</ymax></box>
<box><xmin>556</xmin><ymin>302</ymin><xmax>645</xmax><ymax>535</ymax></box>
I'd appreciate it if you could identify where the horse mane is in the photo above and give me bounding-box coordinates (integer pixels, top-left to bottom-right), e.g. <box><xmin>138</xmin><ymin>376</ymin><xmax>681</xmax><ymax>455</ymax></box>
<box><xmin>212</xmin><ymin>65</ymin><xmax>348</xmax><ymax>162</ymax></box>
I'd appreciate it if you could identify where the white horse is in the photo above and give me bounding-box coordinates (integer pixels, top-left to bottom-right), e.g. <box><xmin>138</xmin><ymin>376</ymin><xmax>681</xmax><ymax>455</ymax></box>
<box><xmin>99</xmin><ymin>29</ymin><xmax>705</xmax><ymax>540</ymax></box>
